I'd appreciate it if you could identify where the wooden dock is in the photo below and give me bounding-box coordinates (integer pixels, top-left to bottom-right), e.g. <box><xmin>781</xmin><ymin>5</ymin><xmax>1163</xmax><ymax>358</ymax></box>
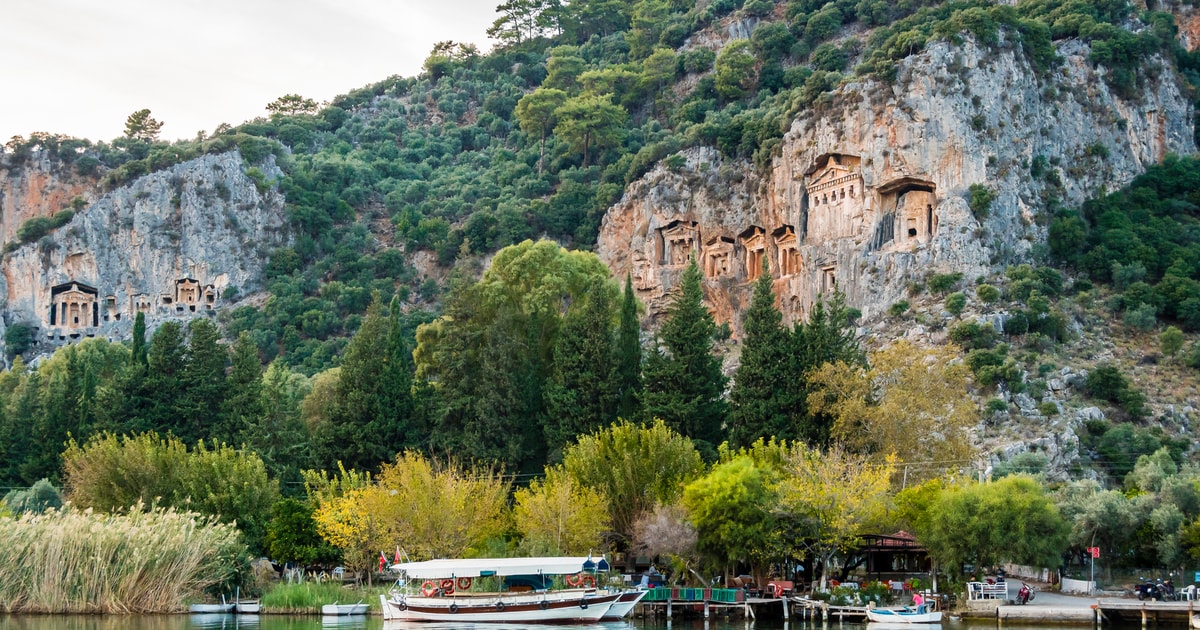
<box><xmin>1091</xmin><ymin>600</ymin><xmax>1197</xmax><ymax>626</ymax></box>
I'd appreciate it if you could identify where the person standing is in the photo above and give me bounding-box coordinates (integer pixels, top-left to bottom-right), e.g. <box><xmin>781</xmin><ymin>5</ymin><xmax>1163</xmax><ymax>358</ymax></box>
<box><xmin>912</xmin><ymin>591</ymin><xmax>925</xmax><ymax>614</ymax></box>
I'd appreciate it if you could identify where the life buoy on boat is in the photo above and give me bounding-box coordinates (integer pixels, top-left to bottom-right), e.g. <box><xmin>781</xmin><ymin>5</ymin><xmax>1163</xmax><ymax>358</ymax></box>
<box><xmin>457</xmin><ymin>576</ymin><xmax>472</xmax><ymax>590</ymax></box>
<box><xmin>421</xmin><ymin>581</ymin><xmax>437</xmax><ymax>597</ymax></box>
<box><xmin>581</xmin><ymin>575</ymin><xmax>596</xmax><ymax>588</ymax></box>
<box><xmin>441</xmin><ymin>578</ymin><xmax>456</xmax><ymax>594</ymax></box>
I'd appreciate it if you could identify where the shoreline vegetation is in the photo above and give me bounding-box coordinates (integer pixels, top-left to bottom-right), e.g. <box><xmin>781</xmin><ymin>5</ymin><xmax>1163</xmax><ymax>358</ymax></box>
<box><xmin>0</xmin><ymin>505</ymin><xmax>241</xmax><ymax>614</ymax></box>
<box><xmin>0</xmin><ymin>501</ymin><xmax>389</xmax><ymax>615</ymax></box>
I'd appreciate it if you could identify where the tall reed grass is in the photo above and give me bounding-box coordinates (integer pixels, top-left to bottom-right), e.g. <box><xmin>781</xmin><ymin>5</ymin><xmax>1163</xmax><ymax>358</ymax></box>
<box><xmin>260</xmin><ymin>582</ymin><xmax>387</xmax><ymax>613</ymax></box>
<box><xmin>0</xmin><ymin>504</ymin><xmax>243</xmax><ymax>613</ymax></box>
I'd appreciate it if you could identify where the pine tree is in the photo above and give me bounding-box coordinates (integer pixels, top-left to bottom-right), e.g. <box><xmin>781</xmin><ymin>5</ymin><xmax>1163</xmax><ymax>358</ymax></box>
<box><xmin>641</xmin><ymin>258</ymin><xmax>727</xmax><ymax>457</ymax></box>
<box><xmin>728</xmin><ymin>261</ymin><xmax>792</xmax><ymax>447</ymax></box>
<box><xmin>544</xmin><ymin>278</ymin><xmax>618</xmax><ymax>461</ymax></box>
<box><xmin>616</xmin><ymin>273</ymin><xmax>642</xmax><ymax>420</ymax></box>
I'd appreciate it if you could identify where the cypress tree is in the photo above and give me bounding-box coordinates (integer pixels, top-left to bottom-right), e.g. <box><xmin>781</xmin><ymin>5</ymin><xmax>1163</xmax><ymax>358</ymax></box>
<box><xmin>544</xmin><ymin>278</ymin><xmax>618</xmax><ymax>461</ymax></box>
<box><xmin>641</xmin><ymin>258</ymin><xmax>727</xmax><ymax>457</ymax></box>
<box><xmin>130</xmin><ymin>312</ymin><xmax>147</xmax><ymax>366</ymax></box>
<box><xmin>728</xmin><ymin>260</ymin><xmax>792</xmax><ymax>447</ymax></box>
<box><xmin>374</xmin><ymin>296</ymin><xmax>417</xmax><ymax>454</ymax></box>
<box><xmin>179</xmin><ymin>318</ymin><xmax>228</xmax><ymax>443</ymax></box>
<box><xmin>616</xmin><ymin>273</ymin><xmax>642</xmax><ymax>421</ymax></box>
<box><xmin>791</xmin><ymin>291</ymin><xmax>864</xmax><ymax>445</ymax></box>
<box><xmin>222</xmin><ymin>331</ymin><xmax>264</xmax><ymax>445</ymax></box>
<box><xmin>143</xmin><ymin>321</ymin><xmax>187</xmax><ymax>436</ymax></box>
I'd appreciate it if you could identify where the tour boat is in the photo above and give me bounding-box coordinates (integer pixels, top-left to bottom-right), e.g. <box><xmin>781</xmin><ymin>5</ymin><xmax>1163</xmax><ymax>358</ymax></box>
<box><xmin>866</xmin><ymin>608</ymin><xmax>944</xmax><ymax>624</ymax></box>
<box><xmin>381</xmin><ymin>556</ymin><xmax>621</xmax><ymax>623</ymax></box>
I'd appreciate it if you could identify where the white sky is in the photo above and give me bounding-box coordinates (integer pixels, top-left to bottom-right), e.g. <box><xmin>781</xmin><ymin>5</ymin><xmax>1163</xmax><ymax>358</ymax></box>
<box><xmin>1</xmin><ymin>0</ymin><xmax>498</xmax><ymax>143</ymax></box>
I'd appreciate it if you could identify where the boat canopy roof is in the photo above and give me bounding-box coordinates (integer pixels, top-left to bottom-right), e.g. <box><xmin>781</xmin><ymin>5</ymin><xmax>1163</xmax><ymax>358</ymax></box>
<box><xmin>391</xmin><ymin>556</ymin><xmax>609</xmax><ymax>578</ymax></box>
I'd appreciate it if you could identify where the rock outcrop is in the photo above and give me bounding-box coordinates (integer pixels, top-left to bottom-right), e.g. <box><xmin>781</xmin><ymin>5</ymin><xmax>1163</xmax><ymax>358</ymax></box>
<box><xmin>0</xmin><ymin>154</ymin><xmax>99</xmax><ymax>245</ymax></box>
<box><xmin>0</xmin><ymin>151</ymin><xmax>289</xmax><ymax>360</ymax></box>
<box><xmin>598</xmin><ymin>36</ymin><xmax>1195</xmax><ymax>333</ymax></box>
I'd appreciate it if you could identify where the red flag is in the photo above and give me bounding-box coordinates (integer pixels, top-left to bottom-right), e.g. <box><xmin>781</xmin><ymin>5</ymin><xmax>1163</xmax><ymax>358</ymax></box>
<box><xmin>1088</xmin><ymin>547</ymin><xmax>1100</xmax><ymax>558</ymax></box>
<box><xmin>379</xmin><ymin>552</ymin><xmax>386</xmax><ymax>571</ymax></box>
<box><xmin>395</xmin><ymin>547</ymin><xmax>401</xmax><ymax>564</ymax></box>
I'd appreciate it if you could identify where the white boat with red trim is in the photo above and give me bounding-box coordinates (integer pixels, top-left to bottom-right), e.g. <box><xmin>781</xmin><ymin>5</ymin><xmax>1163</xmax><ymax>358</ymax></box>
<box><xmin>601</xmin><ymin>589</ymin><xmax>649</xmax><ymax>619</ymax></box>
<box><xmin>381</xmin><ymin>556</ymin><xmax>620</xmax><ymax>623</ymax></box>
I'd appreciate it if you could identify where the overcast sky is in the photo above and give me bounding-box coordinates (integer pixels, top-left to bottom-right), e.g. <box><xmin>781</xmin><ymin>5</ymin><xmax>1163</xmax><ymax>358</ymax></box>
<box><xmin>1</xmin><ymin>0</ymin><xmax>498</xmax><ymax>143</ymax></box>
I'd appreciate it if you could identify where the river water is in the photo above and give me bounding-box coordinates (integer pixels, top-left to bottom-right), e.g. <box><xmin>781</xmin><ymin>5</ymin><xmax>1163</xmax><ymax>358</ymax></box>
<box><xmin>0</xmin><ymin>616</ymin><xmax>1154</xmax><ymax>630</ymax></box>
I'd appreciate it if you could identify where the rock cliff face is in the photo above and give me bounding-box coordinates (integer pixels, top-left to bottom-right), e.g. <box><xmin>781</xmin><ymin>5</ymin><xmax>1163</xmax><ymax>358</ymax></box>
<box><xmin>0</xmin><ymin>152</ymin><xmax>288</xmax><ymax>360</ymax></box>
<box><xmin>598</xmin><ymin>37</ymin><xmax>1196</xmax><ymax>332</ymax></box>
<box><xmin>0</xmin><ymin>154</ymin><xmax>99</xmax><ymax>244</ymax></box>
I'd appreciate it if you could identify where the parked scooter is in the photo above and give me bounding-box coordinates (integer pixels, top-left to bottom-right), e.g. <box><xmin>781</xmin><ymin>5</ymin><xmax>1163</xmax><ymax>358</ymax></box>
<box><xmin>1136</xmin><ymin>579</ymin><xmax>1161</xmax><ymax>601</ymax></box>
<box><xmin>1017</xmin><ymin>582</ymin><xmax>1035</xmax><ymax>605</ymax></box>
<box><xmin>1159</xmin><ymin>579</ymin><xmax>1176</xmax><ymax>601</ymax></box>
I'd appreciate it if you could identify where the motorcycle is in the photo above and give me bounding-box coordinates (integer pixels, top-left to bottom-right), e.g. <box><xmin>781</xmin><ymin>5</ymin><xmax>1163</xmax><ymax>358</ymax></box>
<box><xmin>1017</xmin><ymin>582</ymin><xmax>1035</xmax><ymax>605</ymax></box>
<box><xmin>1136</xmin><ymin>579</ymin><xmax>1161</xmax><ymax>601</ymax></box>
<box><xmin>1159</xmin><ymin>579</ymin><xmax>1176</xmax><ymax>601</ymax></box>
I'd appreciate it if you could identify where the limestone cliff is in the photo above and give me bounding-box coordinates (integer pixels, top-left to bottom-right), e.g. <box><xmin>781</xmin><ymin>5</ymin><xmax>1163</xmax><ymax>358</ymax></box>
<box><xmin>598</xmin><ymin>36</ymin><xmax>1196</xmax><ymax>332</ymax></box>
<box><xmin>0</xmin><ymin>154</ymin><xmax>99</xmax><ymax>245</ymax></box>
<box><xmin>0</xmin><ymin>151</ymin><xmax>289</xmax><ymax>360</ymax></box>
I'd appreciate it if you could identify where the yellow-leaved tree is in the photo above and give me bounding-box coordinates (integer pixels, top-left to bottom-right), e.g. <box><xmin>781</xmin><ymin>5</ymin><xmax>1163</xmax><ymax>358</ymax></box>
<box><xmin>307</xmin><ymin>464</ymin><xmax>382</xmax><ymax>583</ymax></box>
<box><xmin>373</xmin><ymin>451</ymin><xmax>510</xmax><ymax>560</ymax></box>
<box><xmin>807</xmin><ymin>340</ymin><xmax>976</xmax><ymax>484</ymax></box>
<box><xmin>513</xmin><ymin>466</ymin><xmax>610</xmax><ymax>555</ymax></box>
<box><xmin>776</xmin><ymin>443</ymin><xmax>894</xmax><ymax>590</ymax></box>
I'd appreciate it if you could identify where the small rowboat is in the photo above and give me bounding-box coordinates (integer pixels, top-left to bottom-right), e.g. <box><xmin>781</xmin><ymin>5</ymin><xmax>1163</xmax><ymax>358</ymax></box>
<box><xmin>322</xmin><ymin>602</ymin><xmax>368</xmax><ymax>616</ymax></box>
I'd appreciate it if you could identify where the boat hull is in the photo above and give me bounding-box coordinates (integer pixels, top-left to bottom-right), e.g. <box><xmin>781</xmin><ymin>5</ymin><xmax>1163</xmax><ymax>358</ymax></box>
<box><xmin>866</xmin><ymin>609</ymin><xmax>944</xmax><ymax>624</ymax></box>
<box><xmin>601</xmin><ymin>590</ymin><xmax>648</xmax><ymax>619</ymax></box>
<box><xmin>189</xmin><ymin>604</ymin><xmax>235</xmax><ymax>613</ymax></box>
<box><xmin>383</xmin><ymin>590</ymin><xmax>619</xmax><ymax>623</ymax></box>
<box><xmin>322</xmin><ymin>603</ymin><xmax>369</xmax><ymax>616</ymax></box>
<box><xmin>235</xmin><ymin>601</ymin><xmax>261</xmax><ymax>614</ymax></box>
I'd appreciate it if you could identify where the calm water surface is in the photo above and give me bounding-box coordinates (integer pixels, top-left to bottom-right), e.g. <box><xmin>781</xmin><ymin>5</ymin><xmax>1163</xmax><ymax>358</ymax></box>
<box><xmin>0</xmin><ymin>616</ymin><xmax>1158</xmax><ymax>630</ymax></box>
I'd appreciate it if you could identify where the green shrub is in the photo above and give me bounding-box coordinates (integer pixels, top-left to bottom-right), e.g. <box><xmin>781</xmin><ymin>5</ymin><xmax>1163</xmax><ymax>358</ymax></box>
<box><xmin>928</xmin><ymin>272</ymin><xmax>963</xmax><ymax>294</ymax></box>
<box><xmin>2</xmin><ymin>479</ymin><xmax>63</xmax><ymax>514</ymax></box>
<box><xmin>1160</xmin><ymin>326</ymin><xmax>1184</xmax><ymax>357</ymax></box>
<box><xmin>1185</xmin><ymin>343</ymin><xmax>1200</xmax><ymax>369</ymax></box>
<box><xmin>945</xmin><ymin>292</ymin><xmax>967</xmax><ymax>316</ymax></box>
<box><xmin>967</xmin><ymin>184</ymin><xmax>996</xmax><ymax>220</ymax></box>
<box><xmin>16</xmin><ymin>216</ymin><xmax>55</xmax><ymax>243</ymax></box>
<box><xmin>1085</xmin><ymin>364</ymin><xmax>1129</xmax><ymax>402</ymax></box>
<box><xmin>1004</xmin><ymin>311</ymin><xmax>1030</xmax><ymax>336</ymax></box>
<box><xmin>889</xmin><ymin>300</ymin><xmax>910</xmax><ymax>318</ymax></box>
<box><xmin>1123</xmin><ymin>302</ymin><xmax>1158</xmax><ymax>332</ymax></box>
<box><xmin>3</xmin><ymin>323</ymin><xmax>34</xmax><ymax>356</ymax></box>
<box><xmin>985</xmin><ymin>398</ymin><xmax>1009</xmax><ymax>415</ymax></box>
<box><xmin>1037</xmin><ymin>401</ymin><xmax>1059</xmax><ymax>416</ymax></box>
<box><xmin>976</xmin><ymin>284</ymin><xmax>1001</xmax><ymax>303</ymax></box>
<box><xmin>949</xmin><ymin>320</ymin><xmax>998</xmax><ymax>350</ymax></box>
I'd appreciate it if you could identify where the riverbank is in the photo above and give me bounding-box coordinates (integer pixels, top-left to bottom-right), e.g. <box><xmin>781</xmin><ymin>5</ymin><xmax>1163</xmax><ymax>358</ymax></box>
<box><xmin>255</xmin><ymin>582</ymin><xmax>389</xmax><ymax>615</ymax></box>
